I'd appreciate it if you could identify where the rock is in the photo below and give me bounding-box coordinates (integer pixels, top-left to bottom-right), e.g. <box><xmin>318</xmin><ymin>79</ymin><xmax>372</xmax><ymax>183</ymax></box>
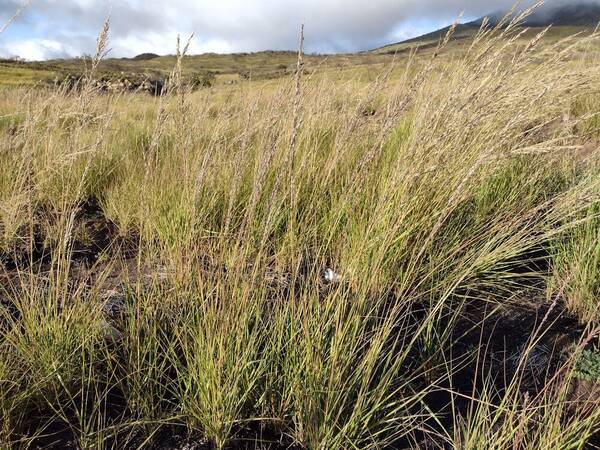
<box><xmin>100</xmin><ymin>289</ymin><xmax>125</xmax><ymax>317</ymax></box>
<box><xmin>265</xmin><ymin>271</ymin><xmax>291</xmax><ymax>291</ymax></box>
<box><xmin>100</xmin><ymin>319</ymin><xmax>122</xmax><ymax>343</ymax></box>
<box><xmin>143</xmin><ymin>265</ymin><xmax>170</xmax><ymax>282</ymax></box>
<box><xmin>323</xmin><ymin>268</ymin><xmax>343</xmax><ymax>284</ymax></box>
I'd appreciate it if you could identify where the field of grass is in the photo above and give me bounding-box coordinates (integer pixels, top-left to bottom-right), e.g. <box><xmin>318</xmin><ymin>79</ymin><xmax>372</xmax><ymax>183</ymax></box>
<box><xmin>0</xmin><ymin>50</ymin><xmax>395</xmax><ymax>88</ymax></box>
<box><xmin>0</xmin><ymin>61</ymin><xmax>58</xmax><ymax>87</ymax></box>
<box><xmin>0</xmin><ymin>17</ymin><xmax>600</xmax><ymax>450</ymax></box>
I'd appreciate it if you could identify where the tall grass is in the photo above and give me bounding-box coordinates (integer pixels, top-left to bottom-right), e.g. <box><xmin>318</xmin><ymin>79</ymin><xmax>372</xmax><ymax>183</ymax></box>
<box><xmin>0</xmin><ymin>8</ymin><xmax>599</xmax><ymax>449</ymax></box>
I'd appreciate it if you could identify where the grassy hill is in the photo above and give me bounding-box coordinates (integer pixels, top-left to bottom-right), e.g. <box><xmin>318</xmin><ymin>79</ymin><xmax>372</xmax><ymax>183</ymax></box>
<box><xmin>0</xmin><ymin>50</ymin><xmax>396</xmax><ymax>88</ymax></box>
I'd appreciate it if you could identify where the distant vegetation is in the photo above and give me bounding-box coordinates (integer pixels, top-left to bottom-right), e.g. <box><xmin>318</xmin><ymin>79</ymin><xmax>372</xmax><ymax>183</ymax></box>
<box><xmin>0</xmin><ymin>49</ymin><xmax>391</xmax><ymax>88</ymax></box>
<box><xmin>132</xmin><ymin>52</ymin><xmax>161</xmax><ymax>61</ymax></box>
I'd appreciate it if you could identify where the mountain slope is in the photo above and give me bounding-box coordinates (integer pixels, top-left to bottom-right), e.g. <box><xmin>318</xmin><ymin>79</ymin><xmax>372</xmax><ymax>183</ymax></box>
<box><xmin>374</xmin><ymin>1</ymin><xmax>600</xmax><ymax>54</ymax></box>
<box><xmin>494</xmin><ymin>2</ymin><xmax>600</xmax><ymax>27</ymax></box>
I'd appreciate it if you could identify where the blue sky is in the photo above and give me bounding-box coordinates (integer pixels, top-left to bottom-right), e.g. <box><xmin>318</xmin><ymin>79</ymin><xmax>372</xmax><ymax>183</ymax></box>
<box><xmin>0</xmin><ymin>0</ymin><xmax>574</xmax><ymax>60</ymax></box>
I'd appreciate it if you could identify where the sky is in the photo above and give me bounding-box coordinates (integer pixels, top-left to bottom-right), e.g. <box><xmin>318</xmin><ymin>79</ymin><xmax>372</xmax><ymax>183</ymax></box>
<box><xmin>0</xmin><ymin>0</ymin><xmax>591</xmax><ymax>61</ymax></box>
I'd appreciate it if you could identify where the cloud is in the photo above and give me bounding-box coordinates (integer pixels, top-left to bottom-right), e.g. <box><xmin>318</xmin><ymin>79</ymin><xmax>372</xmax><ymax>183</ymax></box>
<box><xmin>0</xmin><ymin>38</ymin><xmax>72</xmax><ymax>60</ymax></box>
<box><xmin>0</xmin><ymin>0</ymin><xmax>596</xmax><ymax>60</ymax></box>
<box><xmin>0</xmin><ymin>0</ymin><xmax>23</xmax><ymax>18</ymax></box>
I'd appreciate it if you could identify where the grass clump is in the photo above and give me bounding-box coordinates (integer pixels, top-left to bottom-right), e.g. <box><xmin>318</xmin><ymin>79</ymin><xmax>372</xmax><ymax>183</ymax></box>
<box><xmin>552</xmin><ymin>201</ymin><xmax>600</xmax><ymax>323</ymax></box>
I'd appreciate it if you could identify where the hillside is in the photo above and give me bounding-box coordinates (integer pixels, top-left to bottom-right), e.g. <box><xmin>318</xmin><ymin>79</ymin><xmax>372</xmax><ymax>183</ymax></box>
<box><xmin>374</xmin><ymin>1</ymin><xmax>600</xmax><ymax>54</ymax></box>
<box><xmin>2</xmin><ymin>2</ymin><xmax>600</xmax><ymax>88</ymax></box>
<box><xmin>0</xmin><ymin>50</ymin><xmax>394</xmax><ymax>88</ymax></box>
<box><xmin>484</xmin><ymin>2</ymin><xmax>600</xmax><ymax>27</ymax></box>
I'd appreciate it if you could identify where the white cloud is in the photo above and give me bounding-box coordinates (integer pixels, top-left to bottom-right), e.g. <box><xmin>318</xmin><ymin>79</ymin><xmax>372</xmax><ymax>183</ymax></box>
<box><xmin>110</xmin><ymin>32</ymin><xmax>234</xmax><ymax>57</ymax></box>
<box><xmin>0</xmin><ymin>38</ymin><xmax>72</xmax><ymax>60</ymax></box>
<box><xmin>0</xmin><ymin>0</ymin><xmax>596</xmax><ymax>60</ymax></box>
